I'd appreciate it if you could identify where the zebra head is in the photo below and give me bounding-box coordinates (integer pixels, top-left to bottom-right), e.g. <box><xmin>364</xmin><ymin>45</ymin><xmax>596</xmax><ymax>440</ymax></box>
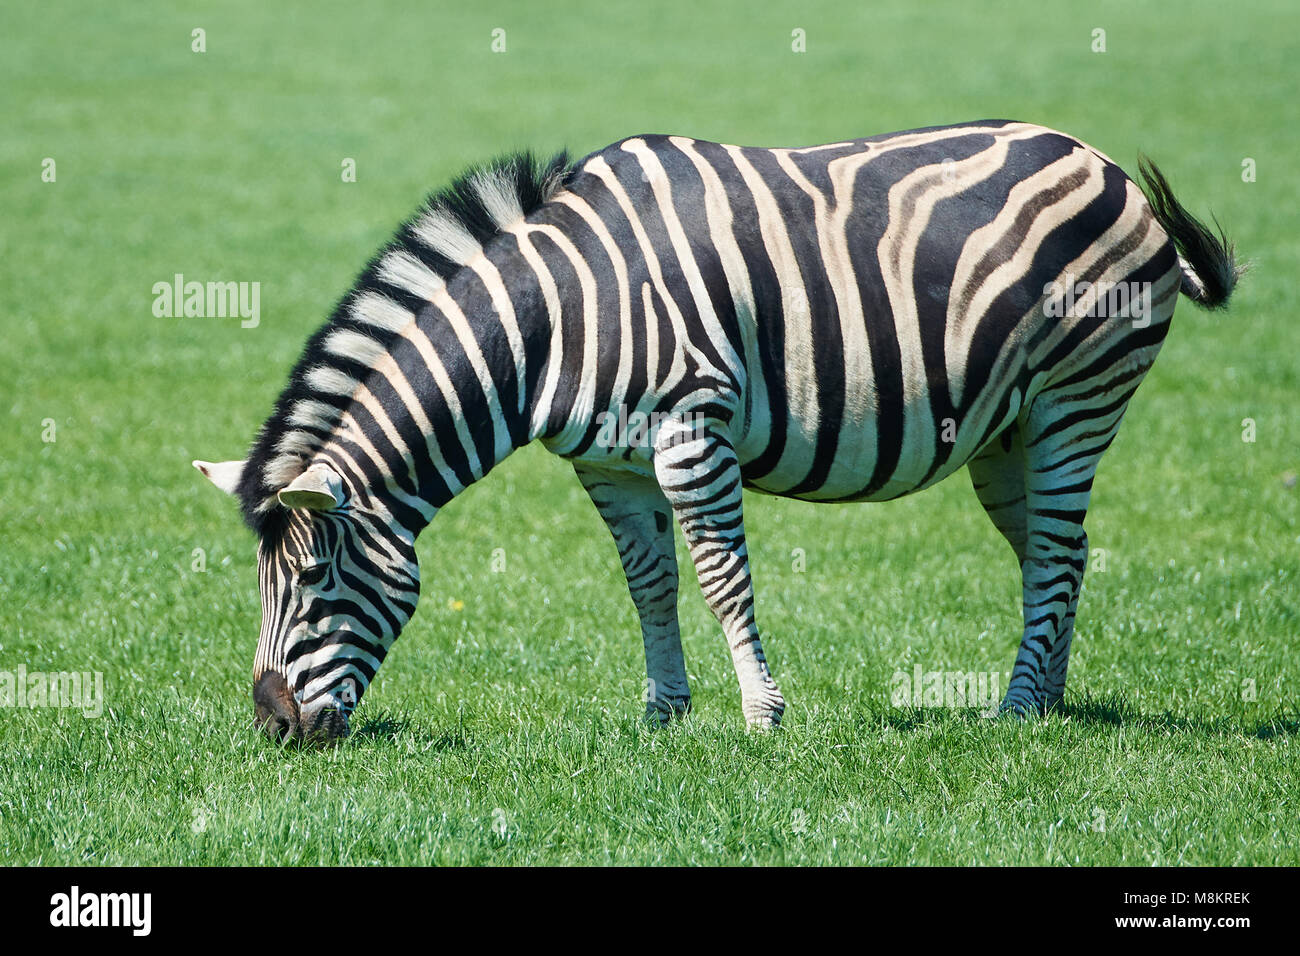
<box><xmin>194</xmin><ymin>457</ymin><xmax>420</xmax><ymax>746</ymax></box>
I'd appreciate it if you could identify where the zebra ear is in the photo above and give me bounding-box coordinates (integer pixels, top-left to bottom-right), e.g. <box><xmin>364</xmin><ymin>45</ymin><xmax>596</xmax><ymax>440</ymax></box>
<box><xmin>278</xmin><ymin>464</ymin><xmax>344</xmax><ymax>511</ymax></box>
<box><xmin>193</xmin><ymin>459</ymin><xmax>245</xmax><ymax>496</ymax></box>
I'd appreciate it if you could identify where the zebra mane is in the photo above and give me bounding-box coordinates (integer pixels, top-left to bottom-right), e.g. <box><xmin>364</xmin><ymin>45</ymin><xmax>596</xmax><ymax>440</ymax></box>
<box><xmin>236</xmin><ymin>150</ymin><xmax>573</xmax><ymax>533</ymax></box>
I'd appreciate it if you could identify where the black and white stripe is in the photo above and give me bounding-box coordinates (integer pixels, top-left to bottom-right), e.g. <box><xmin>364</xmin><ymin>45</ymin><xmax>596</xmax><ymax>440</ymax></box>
<box><xmin>196</xmin><ymin>120</ymin><xmax>1240</xmax><ymax>741</ymax></box>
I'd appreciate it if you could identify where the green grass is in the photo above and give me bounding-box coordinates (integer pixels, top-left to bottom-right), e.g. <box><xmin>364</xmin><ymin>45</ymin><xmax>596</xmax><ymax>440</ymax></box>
<box><xmin>1</xmin><ymin>0</ymin><xmax>1297</xmax><ymax>865</ymax></box>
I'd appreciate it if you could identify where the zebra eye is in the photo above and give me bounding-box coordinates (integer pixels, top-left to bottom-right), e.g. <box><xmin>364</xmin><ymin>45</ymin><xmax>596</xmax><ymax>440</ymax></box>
<box><xmin>295</xmin><ymin>562</ymin><xmax>331</xmax><ymax>588</ymax></box>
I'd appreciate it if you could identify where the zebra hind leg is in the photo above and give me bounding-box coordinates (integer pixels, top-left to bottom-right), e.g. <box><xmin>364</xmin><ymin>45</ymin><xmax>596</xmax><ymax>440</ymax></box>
<box><xmin>968</xmin><ymin>426</ymin><xmax>1033</xmax><ymax>711</ymax></box>
<box><xmin>972</xmin><ymin>425</ymin><xmax>1081</xmax><ymax>715</ymax></box>
<box><xmin>1044</xmin><ymin>572</ymin><xmax>1082</xmax><ymax>710</ymax></box>
<box><xmin>997</xmin><ymin>391</ymin><xmax>1121</xmax><ymax>716</ymax></box>
<box><xmin>652</xmin><ymin>420</ymin><xmax>785</xmax><ymax>730</ymax></box>
<box><xmin>969</xmin><ymin>425</ymin><xmax>1029</xmax><ymax>567</ymax></box>
<box><xmin>574</xmin><ymin>464</ymin><xmax>691</xmax><ymax>724</ymax></box>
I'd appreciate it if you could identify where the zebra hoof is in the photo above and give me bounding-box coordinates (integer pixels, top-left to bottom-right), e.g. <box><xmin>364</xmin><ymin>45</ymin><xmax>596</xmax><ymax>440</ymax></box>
<box><xmin>743</xmin><ymin>689</ymin><xmax>786</xmax><ymax>731</ymax></box>
<box><xmin>745</xmin><ymin>712</ymin><xmax>784</xmax><ymax>732</ymax></box>
<box><xmin>996</xmin><ymin>693</ymin><xmax>1045</xmax><ymax>719</ymax></box>
<box><xmin>644</xmin><ymin>696</ymin><xmax>691</xmax><ymax>726</ymax></box>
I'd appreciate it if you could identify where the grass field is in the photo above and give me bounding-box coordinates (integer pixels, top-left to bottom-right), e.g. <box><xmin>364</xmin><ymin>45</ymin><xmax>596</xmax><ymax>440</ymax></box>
<box><xmin>1</xmin><ymin>0</ymin><xmax>1297</xmax><ymax>865</ymax></box>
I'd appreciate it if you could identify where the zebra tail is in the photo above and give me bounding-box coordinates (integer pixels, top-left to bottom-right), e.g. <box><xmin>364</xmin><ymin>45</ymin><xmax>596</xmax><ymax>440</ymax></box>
<box><xmin>1136</xmin><ymin>153</ymin><xmax>1245</xmax><ymax>310</ymax></box>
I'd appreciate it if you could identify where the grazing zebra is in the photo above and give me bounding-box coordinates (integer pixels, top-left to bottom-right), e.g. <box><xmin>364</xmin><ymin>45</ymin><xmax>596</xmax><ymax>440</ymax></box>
<box><xmin>194</xmin><ymin>120</ymin><xmax>1240</xmax><ymax>743</ymax></box>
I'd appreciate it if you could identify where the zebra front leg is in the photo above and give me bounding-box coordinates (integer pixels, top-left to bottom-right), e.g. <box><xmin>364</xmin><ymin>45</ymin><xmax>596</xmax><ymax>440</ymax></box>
<box><xmin>574</xmin><ymin>464</ymin><xmax>691</xmax><ymax>723</ymax></box>
<box><xmin>652</xmin><ymin>420</ymin><xmax>785</xmax><ymax>730</ymax></box>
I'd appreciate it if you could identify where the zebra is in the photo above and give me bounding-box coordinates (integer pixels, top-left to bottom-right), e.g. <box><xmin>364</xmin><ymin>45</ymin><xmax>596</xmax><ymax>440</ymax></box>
<box><xmin>194</xmin><ymin>120</ymin><xmax>1240</xmax><ymax>744</ymax></box>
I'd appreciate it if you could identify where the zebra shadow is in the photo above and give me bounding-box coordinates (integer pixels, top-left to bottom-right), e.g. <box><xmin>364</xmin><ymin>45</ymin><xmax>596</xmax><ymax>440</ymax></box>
<box><xmin>866</xmin><ymin>706</ymin><xmax>1000</xmax><ymax>733</ymax></box>
<box><xmin>349</xmin><ymin>709</ymin><xmax>474</xmax><ymax>751</ymax></box>
<box><xmin>866</xmin><ymin>694</ymin><xmax>1300</xmax><ymax>739</ymax></box>
<box><xmin>1060</xmin><ymin>692</ymin><xmax>1300</xmax><ymax>739</ymax></box>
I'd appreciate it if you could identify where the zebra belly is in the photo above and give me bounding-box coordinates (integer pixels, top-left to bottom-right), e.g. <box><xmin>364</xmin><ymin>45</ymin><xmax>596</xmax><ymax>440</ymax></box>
<box><xmin>732</xmin><ymin>295</ymin><xmax>1030</xmax><ymax>504</ymax></box>
<box><xmin>736</xmin><ymin>392</ymin><xmax>1009</xmax><ymax>503</ymax></box>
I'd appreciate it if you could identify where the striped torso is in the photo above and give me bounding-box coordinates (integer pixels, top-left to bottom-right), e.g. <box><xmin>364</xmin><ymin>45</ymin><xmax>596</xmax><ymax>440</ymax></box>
<box><xmin>468</xmin><ymin>121</ymin><xmax>1175</xmax><ymax>502</ymax></box>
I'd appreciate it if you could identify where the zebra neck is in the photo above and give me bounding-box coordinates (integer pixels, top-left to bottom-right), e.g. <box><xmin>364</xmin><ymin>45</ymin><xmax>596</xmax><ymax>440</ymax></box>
<box><xmin>323</xmin><ymin>250</ymin><xmax>557</xmax><ymax>533</ymax></box>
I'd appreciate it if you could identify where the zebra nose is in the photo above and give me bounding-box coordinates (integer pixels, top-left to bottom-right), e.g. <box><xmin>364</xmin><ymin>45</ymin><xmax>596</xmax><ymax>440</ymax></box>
<box><xmin>298</xmin><ymin>697</ymin><xmax>350</xmax><ymax>746</ymax></box>
<box><xmin>253</xmin><ymin>671</ymin><xmax>300</xmax><ymax>743</ymax></box>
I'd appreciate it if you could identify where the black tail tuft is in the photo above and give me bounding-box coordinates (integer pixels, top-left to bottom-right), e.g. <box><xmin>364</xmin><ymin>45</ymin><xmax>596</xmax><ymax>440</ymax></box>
<box><xmin>1137</xmin><ymin>154</ymin><xmax>1244</xmax><ymax>310</ymax></box>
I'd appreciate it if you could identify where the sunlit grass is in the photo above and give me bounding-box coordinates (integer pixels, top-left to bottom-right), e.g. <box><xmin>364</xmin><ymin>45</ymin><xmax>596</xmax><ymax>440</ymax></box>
<box><xmin>0</xmin><ymin>0</ymin><xmax>1296</xmax><ymax>865</ymax></box>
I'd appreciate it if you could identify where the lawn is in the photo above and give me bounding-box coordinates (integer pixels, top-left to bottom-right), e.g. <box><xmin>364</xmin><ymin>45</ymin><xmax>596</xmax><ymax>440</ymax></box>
<box><xmin>0</xmin><ymin>0</ymin><xmax>1296</xmax><ymax>865</ymax></box>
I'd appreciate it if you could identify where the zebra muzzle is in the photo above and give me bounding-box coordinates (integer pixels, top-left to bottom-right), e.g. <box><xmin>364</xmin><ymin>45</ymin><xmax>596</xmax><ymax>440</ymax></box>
<box><xmin>253</xmin><ymin>670</ymin><xmax>301</xmax><ymax>744</ymax></box>
<box><xmin>298</xmin><ymin>697</ymin><xmax>350</xmax><ymax>746</ymax></box>
<box><xmin>254</xmin><ymin>670</ymin><xmax>350</xmax><ymax>747</ymax></box>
